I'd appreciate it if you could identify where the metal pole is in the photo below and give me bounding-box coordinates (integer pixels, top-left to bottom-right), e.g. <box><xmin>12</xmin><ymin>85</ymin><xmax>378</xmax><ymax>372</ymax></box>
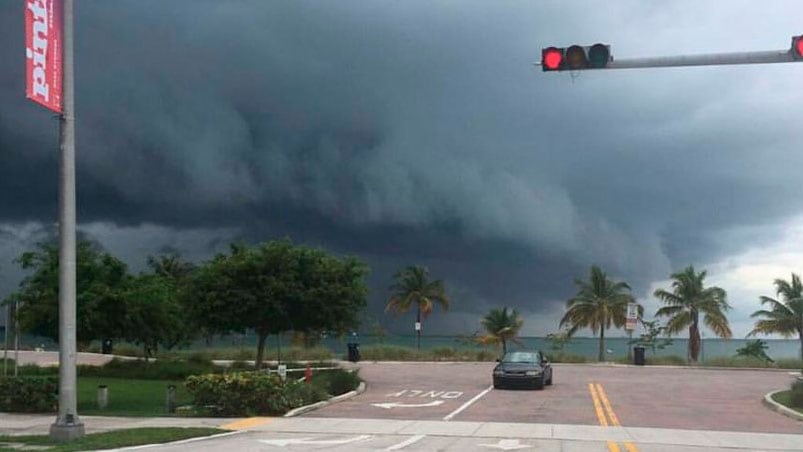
<box><xmin>50</xmin><ymin>0</ymin><xmax>84</xmax><ymax>441</ymax></box>
<box><xmin>627</xmin><ymin>330</ymin><xmax>633</xmax><ymax>361</ymax></box>
<box><xmin>3</xmin><ymin>302</ymin><xmax>8</xmax><ymax>376</ymax></box>
<box><xmin>13</xmin><ymin>298</ymin><xmax>19</xmax><ymax>377</ymax></box>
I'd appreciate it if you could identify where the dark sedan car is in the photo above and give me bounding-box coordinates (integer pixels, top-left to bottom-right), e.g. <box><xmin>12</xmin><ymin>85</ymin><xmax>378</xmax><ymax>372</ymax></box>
<box><xmin>492</xmin><ymin>350</ymin><xmax>553</xmax><ymax>390</ymax></box>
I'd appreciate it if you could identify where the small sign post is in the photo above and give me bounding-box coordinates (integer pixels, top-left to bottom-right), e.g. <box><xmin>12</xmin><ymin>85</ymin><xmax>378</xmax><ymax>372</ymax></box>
<box><xmin>625</xmin><ymin>303</ymin><xmax>638</xmax><ymax>331</ymax></box>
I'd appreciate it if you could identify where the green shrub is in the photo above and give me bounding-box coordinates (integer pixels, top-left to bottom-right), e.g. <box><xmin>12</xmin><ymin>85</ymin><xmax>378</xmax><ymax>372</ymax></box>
<box><xmin>646</xmin><ymin>355</ymin><xmax>687</xmax><ymax>366</ymax></box>
<box><xmin>546</xmin><ymin>353</ymin><xmax>588</xmax><ymax>363</ymax></box>
<box><xmin>791</xmin><ymin>380</ymin><xmax>803</xmax><ymax>408</ymax></box>
<box><xmin>774</xmin><ymin>359</ymin><xmax>803</xmax><ymax>370</ymax></box>
<box><xmin>0</xmin><ymin>376</ymin><xmax>58</xmax><ymax>412</ymax></box>
<box><xmin>358</xmin><ymin>345</ymin><xmax>497</xmax><ymax>362</ymax></box>
<box><xmin>79</xmin><ymin>358</ymin><xmax>218</xmax><ymax>380</ymax></box>
<box><xmin>312</xmin><ymin>370</ymin><xmax>361</xmax><ymax>395</ymax></box>
<box><xmin>704</xmin><ymin>356</ymin><xmax>776</xmax><ymax>368</ymax></box>
<box><xmin>18</xmin><ymin>364</ymin><xmax>59</xmax><ymax>376</ymax></box>
<box><xmin>185</xmin><ymin>372</ymin><xmax>296</xmax><ymax>416</ymax></box>
<box><xmin>86</xmin><ymin>343</ymin><xmax>145</xmax><ymax>357</ymax></box>
<box><xmin>285</xmin><ymin>382</ymin><xmax>329</xmax><ymax>406</ymax></box>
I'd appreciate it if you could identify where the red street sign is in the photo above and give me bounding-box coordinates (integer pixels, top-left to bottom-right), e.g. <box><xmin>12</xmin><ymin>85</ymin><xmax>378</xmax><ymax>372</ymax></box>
<box><xmin>25</xmin><ymin>0</ymin><xmax>63</xmax><ymax>114</ymax></box>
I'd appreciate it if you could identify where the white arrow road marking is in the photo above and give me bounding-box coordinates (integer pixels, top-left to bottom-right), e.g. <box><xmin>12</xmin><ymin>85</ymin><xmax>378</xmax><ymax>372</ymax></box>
<box><xmin>383</xmin><ymin>434</ymin><xmax>426</xmax><ymax>451</ymax></box>
<box><xmin>258</xmin><ymin>435</ymin><xmax>372</xmax><ymax>447</ymax></box>
<box><xmin>479</xmin><ymin>439</ymin><xmax>533</xmax><ymax>450</ymax></box>
<box><xmin>443</xmin><ymin>385</ymin><xmax>493</xmax><ymax>421</ymax></box>
<box><xmin>372</xmin><ymin>400</ymin><xmax>445</xmax><ymax>409</ymax></box>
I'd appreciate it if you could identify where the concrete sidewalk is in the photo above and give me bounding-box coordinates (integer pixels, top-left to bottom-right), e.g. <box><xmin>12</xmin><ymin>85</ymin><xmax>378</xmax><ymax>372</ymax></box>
<box><xmin>252</xmin><ymin>416</ymin><xmax>803</xmax><ymax>451</ymax></box>
<box><xmin>3</xmin><ymin>413</ymin><xmax>803</xmax><ymax>450</ymax></box>
<box><xmin>0</xmin><ymin>413</ymin><xmax>236</xmax><ymax>436</ymax></box>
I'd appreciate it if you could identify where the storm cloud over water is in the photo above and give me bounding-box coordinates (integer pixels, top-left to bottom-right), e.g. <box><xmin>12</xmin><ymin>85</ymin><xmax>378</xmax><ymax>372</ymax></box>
<box><xmin>2</xmin><ymin>1</ymin><xmax>803</xmax><ymax>336</ymax></box>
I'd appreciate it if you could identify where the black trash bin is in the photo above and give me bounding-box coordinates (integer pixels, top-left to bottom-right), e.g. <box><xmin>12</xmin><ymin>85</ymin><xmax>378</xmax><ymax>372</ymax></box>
<box><xmin>101</xmin><ymin>339</ymin><xmax>113</xmax><ymax>355</ymax></box>
<box><xmin>347</xmin><ymin>343</ymin><xmax>360</xmax><ymax>362</ymax></box>
<box><xmin>633</xmin><ymin>346</ymin><xmax>645</xmax><ymax>366</ymax></box>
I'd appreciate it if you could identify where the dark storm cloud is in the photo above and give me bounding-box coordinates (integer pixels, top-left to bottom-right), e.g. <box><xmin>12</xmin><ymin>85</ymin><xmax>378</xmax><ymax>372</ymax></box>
<box><xmin>2</xmin><ymin>1</ymin><xmax>802</xmax><ymax>334</ymax></box>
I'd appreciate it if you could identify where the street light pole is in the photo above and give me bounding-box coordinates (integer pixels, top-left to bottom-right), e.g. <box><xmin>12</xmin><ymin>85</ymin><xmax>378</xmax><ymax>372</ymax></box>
<box><xmin>49</xmin><ymin>0</ymin><xmax>84</xmax><ymax>441</ymax></box>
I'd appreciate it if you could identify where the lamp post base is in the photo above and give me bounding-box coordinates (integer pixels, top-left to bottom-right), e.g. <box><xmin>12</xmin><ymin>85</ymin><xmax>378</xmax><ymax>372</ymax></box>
<box><xmin>49</xmin><ymin>421</ymin><xmax>85</xmax><ymax>442</ymax></box>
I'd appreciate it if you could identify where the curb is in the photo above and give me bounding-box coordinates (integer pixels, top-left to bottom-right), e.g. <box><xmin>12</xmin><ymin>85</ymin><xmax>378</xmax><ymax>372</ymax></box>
<box><xmin>100</xmin><ymin>430</ymin><xmax>247</xmax><ymax>451</ymax></box>
<box><xmin>604</xmin><ymin>363</ymin><xmax>800</xmax><ymax>375</ymax></box>
<box><xmin>763</xmin><ymin>389</ymin><xmax>803</xmax><ymax>422</ymax></box>
<box><xmin>284</xmin><ymin>381</ymin><xmax>366</xmax><ymax>417</ymax></box>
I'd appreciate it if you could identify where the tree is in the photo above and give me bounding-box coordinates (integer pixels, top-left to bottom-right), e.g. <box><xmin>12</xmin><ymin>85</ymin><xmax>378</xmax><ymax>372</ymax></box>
<box><xmin>735</xmin><ymin>339</ymin><xmax>773</xmax><ymax>363</ymax></box>
<box><xmin>188</xmin><ymin>240</ymin><xmax>368</xmax><ymax>369</ymax></box>
<box><xmin>122</xmin><ymin>273</ymin><xmax>189</xmax><ymax>359</ymax></box>
<box><xmin>654</xmin><ymin>265</ymin><xmax>731</xmax><ymax>364</ymax></box>
<box><xmin>147</xmin><ymin>252</ymin><xmax>196</xmax><ymax>281</ymax></box>
<box><xmin>560</xmin><ymin>265</ymin><xmax>639</xmax><ymax>362</ymax></box>
<box><xmin>748</xmin><ymin>273</ymin><xmax>803</xmax><ymax>371</ymax></box>
<box><xmin>631</xmin><ymin>319</ymin><xmax>673</xmax><ymax>355</ymax></box>
<box><xmin>12</xmin><ymin>241</ymin><xmax>129</xmax><ymax>347</ymax></box>
<box><xmin>479</xmin><ymin>307</ymin><xmax>524</xmax><ymax>355</ymax></box>
<box><xmin>385</xmin><ymin>265</ymin><xmax>451</xmax><ymax>350</ymax></box>
<box><xmin>545</xmin><ymin>329</ymin><xmax>572</xmax><ymax>353</ymax></box>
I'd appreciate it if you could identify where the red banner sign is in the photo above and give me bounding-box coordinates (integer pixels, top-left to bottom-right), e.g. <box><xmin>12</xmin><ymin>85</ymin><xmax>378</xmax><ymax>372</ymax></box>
<box><xmin>25</xmin><ymin>0</ymin><xmax>62</xmax><ymax>113</ymax></box>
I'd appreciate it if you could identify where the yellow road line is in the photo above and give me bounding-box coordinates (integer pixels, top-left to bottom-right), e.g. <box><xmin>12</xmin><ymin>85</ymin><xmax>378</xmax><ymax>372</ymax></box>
<box><xmin>589</xmin><ymin>383</ymin><xmax>639</xmax><ymax>452</ymax></box>
<box><xmin>219</xmin><ymin>416</ymin><xmax>273</xmax><ymax>430</ymax></box>
<box><xmin>595</xmin><ymin>384</ymin><xmax>621</xmax><ymax>426</ymax></box>
<box><xmin>588</xmin><ymin>383</ymin><xmax>609</xmax><ymax>427</ymax></box>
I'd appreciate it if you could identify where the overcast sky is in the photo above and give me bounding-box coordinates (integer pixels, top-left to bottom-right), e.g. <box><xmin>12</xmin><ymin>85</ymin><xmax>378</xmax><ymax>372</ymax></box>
<box><xmin>1</xmin><ymin>1</ymin><xmax>802</xmax><ymax>337</ymax></box>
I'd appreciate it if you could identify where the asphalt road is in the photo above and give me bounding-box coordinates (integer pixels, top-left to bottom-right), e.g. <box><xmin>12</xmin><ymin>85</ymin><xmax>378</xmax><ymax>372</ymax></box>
<box><xmin>307</xmin><ymin>362</ymin><xmax>803</xmax><ymax>434</ymax></box>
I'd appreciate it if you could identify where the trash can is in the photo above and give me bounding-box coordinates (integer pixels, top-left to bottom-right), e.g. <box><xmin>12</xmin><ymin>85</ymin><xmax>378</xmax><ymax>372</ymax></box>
<box><xmin>347</xmin><ymin>343</ymin><xmax>360</xmax><ymax>362</ymax></box>
<box><xmin>633</xmin><ymin>346</ymin><xmax>645</xmax><ymax>366</ymax></box>
<box><xmin>101</xmin><ymin>339</ymin><xmax>113</xmax><ymax>355</ymax></box>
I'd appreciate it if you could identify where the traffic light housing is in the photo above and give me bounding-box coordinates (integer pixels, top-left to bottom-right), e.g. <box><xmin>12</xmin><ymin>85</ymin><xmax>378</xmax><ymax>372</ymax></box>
<box><xmin>541</xmin><ymin>43</ymin><xmax>611</xmax><ymax>71</ymax></box>
<box><xmin>793</xmin><ymin>35</ymin><xmax>803</xmax><ymax>60</ymax></box>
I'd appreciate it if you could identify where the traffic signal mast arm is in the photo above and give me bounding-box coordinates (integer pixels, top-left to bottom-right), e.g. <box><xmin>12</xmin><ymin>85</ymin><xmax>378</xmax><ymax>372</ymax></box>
<box><xmin>605</xmin><ymin>48</ymin><xmax>797</xmax><ymax>70</ymax></box>
<box><xmin>541</xmin><ymin>36</ymin><xmax>803</xmax><ymax>71</ymax></box>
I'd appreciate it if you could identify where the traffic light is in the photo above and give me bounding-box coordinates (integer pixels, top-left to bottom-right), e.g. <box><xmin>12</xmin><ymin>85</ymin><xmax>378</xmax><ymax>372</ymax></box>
<box><xmin>793</xmin><ymin>35</ymin><xmax>803</xmax><ymax>60</ymax></box>
<box><xmin>541</xmin><ymin>43</ymin><xmax>611</xmax><ymax>71</ymax></box>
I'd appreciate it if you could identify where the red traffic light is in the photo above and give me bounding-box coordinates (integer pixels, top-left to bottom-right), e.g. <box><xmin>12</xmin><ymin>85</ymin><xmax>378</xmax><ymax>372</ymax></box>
<box><xmin>542</xmin><ymin>47</ymin><xmax>563</xmax><ymax>71</ymax></box>
<box><xmin>542</xmin><ymin>43</ymin><xmax>611</xmax><ymax>71</ymax></box>
<box><xmin>794</xmin><ymin>35</ymin><xmax>803</xmax><ymax>59</ymax></box>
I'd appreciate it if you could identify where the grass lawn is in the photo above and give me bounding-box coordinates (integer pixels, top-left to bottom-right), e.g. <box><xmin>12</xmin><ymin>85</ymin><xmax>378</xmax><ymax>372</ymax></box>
<box><xmin>78</xmin><ymin>377</ymin><xmax>192</xmax><ymax>416</ymax></box>
<box><xmin>771</xmin><ymin>390</ymin><xmax>803</xmax><ymax>415</ymax></box>
<box><xmin>0</xmin><ymin>427</ymin><xmax>225</xmax><ymax>452</ymax></box>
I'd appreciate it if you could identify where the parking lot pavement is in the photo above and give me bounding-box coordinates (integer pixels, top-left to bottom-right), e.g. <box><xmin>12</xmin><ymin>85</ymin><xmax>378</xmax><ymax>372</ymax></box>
<box><xmin>307</xmin><ymin>362</ymin><xmax>803</xmax><ymax>434</ymax></box>
<box><xmin>307</xmin><ymin>361</ymin><xmax>495</xmax><ymax>421</ymax></box>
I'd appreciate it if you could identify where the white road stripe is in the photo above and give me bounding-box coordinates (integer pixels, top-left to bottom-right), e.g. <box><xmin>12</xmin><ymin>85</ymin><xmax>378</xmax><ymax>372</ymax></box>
<box><xmin>442</xmin><ymin>385</ymin><xmax>493</xmax><ymax>421</ymax></box>
<box><xmin>384</xmin><ymin>434</ymin><xmax>427</xmax><ymax>451</ymax></box>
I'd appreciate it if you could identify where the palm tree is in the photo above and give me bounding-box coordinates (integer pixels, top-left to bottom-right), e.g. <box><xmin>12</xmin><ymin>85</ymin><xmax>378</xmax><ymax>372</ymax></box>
<box><xmin>479</xmin><ymin>307</ymin><xmax>524</xmax><ymax>355</ymax></box>
<box><xmin>749</xmin><ymin>274</ymin><xmax>803</xmax><ymax>372</ymax></box>
<box><xmin>386</xmin><ymin>265</ymin><xmax>450</xmax><ymax>350</ymax></box>
<box><xmin>560</xmin><ymin>265</ymin><xmax>638</xmax><ymax>362</ymax></box>
<box><xmin>654</xmin><ymin>265</ymin><xmax>731</xmax><ymax>364</ymax></box>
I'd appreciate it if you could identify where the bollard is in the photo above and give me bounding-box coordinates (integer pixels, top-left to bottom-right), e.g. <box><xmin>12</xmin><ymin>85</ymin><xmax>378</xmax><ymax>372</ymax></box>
<box><xmin>97</xmin><ymin>385</ymin><xmax>108</xmax><ymax>410</ymax></box>
<box><xmin>166</xmin><ymin>385</ymin><xmax>176</xmax><ymax>414</ymax></box>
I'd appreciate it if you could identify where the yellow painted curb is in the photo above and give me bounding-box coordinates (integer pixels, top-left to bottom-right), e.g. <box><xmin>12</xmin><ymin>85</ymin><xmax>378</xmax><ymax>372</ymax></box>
<box><xmin>219</xmin><ymin>417</ymin><xmax>274</xmax><ymax>430</ymax></box>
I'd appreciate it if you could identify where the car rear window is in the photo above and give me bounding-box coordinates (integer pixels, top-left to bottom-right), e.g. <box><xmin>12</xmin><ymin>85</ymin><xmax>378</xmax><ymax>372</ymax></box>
<box><xmin>503</xmin><ymin>352</ymin><xmax>539</xmax><ymax>363</ymax></box>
